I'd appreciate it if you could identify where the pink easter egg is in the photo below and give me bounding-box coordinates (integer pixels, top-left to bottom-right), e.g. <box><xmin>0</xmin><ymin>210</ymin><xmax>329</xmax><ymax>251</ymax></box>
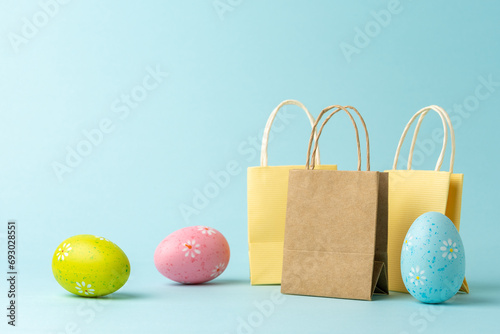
<box><xmin>154</xmin><ymin>226</ymin><xmax>230</xmax><ymax>284</ymax></box>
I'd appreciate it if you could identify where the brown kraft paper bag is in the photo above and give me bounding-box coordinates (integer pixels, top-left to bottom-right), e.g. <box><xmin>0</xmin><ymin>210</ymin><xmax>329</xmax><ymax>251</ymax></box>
<box><xmin>281</xmin><ymin>105</ymin><xmax>389</xmax><ymax>301</ymax></box>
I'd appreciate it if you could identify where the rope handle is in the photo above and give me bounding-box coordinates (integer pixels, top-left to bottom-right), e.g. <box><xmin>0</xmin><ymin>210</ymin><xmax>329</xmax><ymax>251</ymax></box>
<box><xmin>392</xmin><ymin>105</ymin><xmax>454</xmax><ymax>172</ymax></box>
<box><xmin>306</xmin><ymin>105</ymin><xmax>370</xmax><ymax>171</ymax></box>
<box><xmin>260</xmin><ymin>100</ymin><xmax>321</xmax><ymax>167</ymax></box>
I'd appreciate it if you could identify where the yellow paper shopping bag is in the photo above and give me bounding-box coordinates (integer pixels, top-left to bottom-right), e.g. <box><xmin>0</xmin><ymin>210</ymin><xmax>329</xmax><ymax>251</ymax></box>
<box><xmin>386</xmin><ymin>105</ymin><xmax>469</xmax><ymax>293</ymax></box>
<box><xmin>247</xmin><ymin>100</ymin><xmax>337</xmax><ymax>285</ymax></box>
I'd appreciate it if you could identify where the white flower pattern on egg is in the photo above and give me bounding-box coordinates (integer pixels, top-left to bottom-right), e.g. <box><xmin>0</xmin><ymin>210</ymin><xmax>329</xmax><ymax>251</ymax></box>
<box><xmin>409</xmin><ymin>266</ymin><xmax>426</xmax><ymax>286</ymax></box>
<box><xmin>440</xmin><ymin>239</ymin><xmax>458</xmax><ymax>259</ymax></box>
<box><xmin>182</xmin><ymin>239</ymin><xmax>201</xmax><ymax>258</ymax></box>
<box><xmin>210</xmin><ymin>263</ymin><xmax>226</xmax><ymax>278</ymax></box>
<box><xmin>197</xmin><ymin>226</ymin><xmax>216</xmax><ymax>235</ymax></box>
<box><xmin>75</xmin><ymin>281</ymin><xmax>95</xmax><ymax>295</ymax></box>
<box><xmin>56</xmin><ymin>243</ymin><xmax>72</xmax><ymax>261</ymax></box>
<box><xmin>94</xmin><ymin>236</ymin><xmax>109</xmax><ymax>242</ymax></box>
<box><xmin>404</xmin><ymin>234</ymin><xmax>413</xmax><ymax>251</ymax></box>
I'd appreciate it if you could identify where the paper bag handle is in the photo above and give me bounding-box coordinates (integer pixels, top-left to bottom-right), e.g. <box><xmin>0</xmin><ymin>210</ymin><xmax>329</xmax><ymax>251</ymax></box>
<box><xmin>260</xmin><ymin>99</ymin><xmax>321</xmax><ymax>167</ymax></box>
<box><xmin>392</xmin><ymin>105</ymin><xmax>454</xmax><ymax>172</ymax></box>
<box><xmin>306</xmin><ymin>105</ymin><xmax>370</xmax><ymax>171</ymax></box>
<box><xmin>408</xmin><ymin>105</ymin><xmax>455</xmax><ymax>172</ymax></box>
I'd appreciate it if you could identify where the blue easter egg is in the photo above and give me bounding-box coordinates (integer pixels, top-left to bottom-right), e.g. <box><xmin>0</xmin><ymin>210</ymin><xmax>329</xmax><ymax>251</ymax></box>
<box><xmin>400</xmin><ymin>212</ymin><xmax>465</xmax><ymax>303</ymax></box>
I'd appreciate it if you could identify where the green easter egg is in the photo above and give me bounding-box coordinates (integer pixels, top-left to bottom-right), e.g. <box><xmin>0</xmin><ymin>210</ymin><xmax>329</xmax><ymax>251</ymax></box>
<box><xmin>52</xmin><ymin>235</ymin><xmax>130</xmax><ymax>297</ymax></box>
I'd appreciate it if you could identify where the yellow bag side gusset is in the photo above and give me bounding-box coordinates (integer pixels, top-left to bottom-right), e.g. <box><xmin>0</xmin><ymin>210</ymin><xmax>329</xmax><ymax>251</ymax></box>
<box><xmin>248</xmin><ymin>164</ymin><xmax>337</xmax><ymax>285</ymax></box>
<box><xmin>446</xmin><ymin>173</ymin><xmax>463</xmax><ymax>230</ymax></box>
<box><xmin>446</xmin><ymin>173</ymin><xmax>469</xmax><ymax>293</ymax></box>
<box><xmin>386</xmin><ymin>170</ymin><xmax>451</xmax><ymax>292</ymax></box>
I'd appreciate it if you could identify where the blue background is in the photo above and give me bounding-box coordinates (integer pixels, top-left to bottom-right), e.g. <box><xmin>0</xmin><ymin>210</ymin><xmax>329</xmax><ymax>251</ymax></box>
<box><xmin>1</xmin><ymin>0</ymin><xmax>499</xmax><ymax>333</ymax></box>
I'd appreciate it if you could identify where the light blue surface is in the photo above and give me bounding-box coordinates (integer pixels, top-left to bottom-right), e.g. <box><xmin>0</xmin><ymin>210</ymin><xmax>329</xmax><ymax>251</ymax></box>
<box><xmin>401</xmin><ymin>212</ymin><xmax>466</xmax><ymax>304</ymax></box>
<box><xmin>1</xmin><ymin>1</ymin><xmax>499</xmax><ymax>333</ymax></box>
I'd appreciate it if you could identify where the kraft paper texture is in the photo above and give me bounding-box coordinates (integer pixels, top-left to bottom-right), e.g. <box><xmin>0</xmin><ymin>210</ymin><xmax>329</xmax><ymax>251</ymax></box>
<box><xmin>281</xmin><ymin>170</ymin><xmax>389</xmax><ymax>301</ymax></box>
